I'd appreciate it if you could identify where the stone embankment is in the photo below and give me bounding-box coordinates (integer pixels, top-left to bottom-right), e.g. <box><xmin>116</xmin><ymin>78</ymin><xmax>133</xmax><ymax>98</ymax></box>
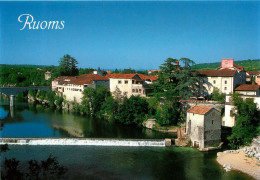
<box><xmin>217</xmin><ymin>136</ymin><xmax>260</xmax><ymax>180</ymax></box>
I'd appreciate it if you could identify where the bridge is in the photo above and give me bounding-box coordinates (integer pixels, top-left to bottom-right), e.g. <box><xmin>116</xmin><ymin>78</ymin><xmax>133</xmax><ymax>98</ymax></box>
<box><xmin>0</xmin><ymin>86</ymin><xmax>51</xmax><ymax>106</ymax></box>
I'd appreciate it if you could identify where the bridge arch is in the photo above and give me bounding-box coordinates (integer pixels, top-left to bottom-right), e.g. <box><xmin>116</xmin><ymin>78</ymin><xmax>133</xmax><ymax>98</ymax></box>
<box><xmin>0</xmin><ymin>86</ymin><xmax>51</xmax><ymax>106</ymax></box>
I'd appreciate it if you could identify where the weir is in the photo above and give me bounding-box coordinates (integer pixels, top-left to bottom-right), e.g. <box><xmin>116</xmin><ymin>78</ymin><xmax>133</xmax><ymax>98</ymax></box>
<box><xmin>0</xmin><ymin>138</ymin><xmax>166</xmax><ymax>147</ymax></box>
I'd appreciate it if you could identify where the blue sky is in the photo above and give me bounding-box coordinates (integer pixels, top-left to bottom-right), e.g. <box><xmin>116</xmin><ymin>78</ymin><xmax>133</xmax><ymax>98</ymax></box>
<box><xmin>0</xmin><ymin>1</ymin><xmax>259</xmax><ymax>69</ymax></box>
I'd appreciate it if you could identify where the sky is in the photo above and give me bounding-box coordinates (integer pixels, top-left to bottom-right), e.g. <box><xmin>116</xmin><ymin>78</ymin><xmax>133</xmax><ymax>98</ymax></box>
<box><xmin>0</xmin><ymin>1</ymin><xmax>259</xmax><ymax>69</ymax></box>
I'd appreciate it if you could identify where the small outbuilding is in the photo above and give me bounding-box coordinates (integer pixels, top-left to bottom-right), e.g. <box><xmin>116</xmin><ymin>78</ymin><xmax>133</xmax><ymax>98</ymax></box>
<box><xmin>45</xmin><ymin>71</ymin><xmax>51</xmax><ymax>80</ymax></box>
<box><xmin>144</xmin><ymin>119</ymin><xmax>156</xmax><ymax>129</ymax></box>
<box><xmin>185</xmin><ymin>105</ymin><xmax>221</xmax><ymax>149</ymax></box>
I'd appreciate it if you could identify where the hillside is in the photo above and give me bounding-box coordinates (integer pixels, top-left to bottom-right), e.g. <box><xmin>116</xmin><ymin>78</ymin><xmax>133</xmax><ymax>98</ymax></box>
<box><xmin>192</xmin><ymin>59</ymin><xmax>260</xmax><ymax>71</ymax></box>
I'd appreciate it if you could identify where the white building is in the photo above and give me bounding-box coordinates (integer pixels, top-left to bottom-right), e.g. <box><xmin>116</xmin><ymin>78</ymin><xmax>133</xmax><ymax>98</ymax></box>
<box><xmin>93</xmin><ymin>67</ymin><xmax>103</xmax><ymax>76</ymax></box>
<box><xmin>246</xmin><ymin>71</ymin><xmax>260</xmax><ymax>85</ymax></box>
<box><xmin>107</xmin><ymin>73</ymin><xmax>157</xmax><ymax>98</ymax></box>
<box><xmin>186</xmin><ymin>105</ymin><xmax>221</xmax><ymax>149</ymax></box>
<box><xmin>199</xmin><ymin>59</ymin><xmax>246</xmax><ymax>95</ymax></box>
<box><xmin>223</xmin><ymin>85</ymin><xmax>260</xmax><ymax>127</ymax></box>
<box><xmin>52</xmin><ymin>74</ymin><xmax>109</xmax><ymax>103</ymax></box>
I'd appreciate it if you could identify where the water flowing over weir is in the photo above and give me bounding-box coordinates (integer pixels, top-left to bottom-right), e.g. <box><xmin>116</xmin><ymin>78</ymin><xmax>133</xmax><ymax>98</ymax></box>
<box><xmin>0</xmin><ymin>138</ymin><xmax>166</xmax><ymax>147</ymax></box>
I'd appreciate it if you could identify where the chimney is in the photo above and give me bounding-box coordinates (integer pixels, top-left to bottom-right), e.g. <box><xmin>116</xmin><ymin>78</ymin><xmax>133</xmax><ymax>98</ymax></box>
<box><xmin>221</xmin><ymin>59</ymin><xmax>234</xmax><ymax>69</ymax></box>
<box><xmin>175</xmin><ymin>60</ymin><xmax>179</xmax><ymax>66</ymax></box>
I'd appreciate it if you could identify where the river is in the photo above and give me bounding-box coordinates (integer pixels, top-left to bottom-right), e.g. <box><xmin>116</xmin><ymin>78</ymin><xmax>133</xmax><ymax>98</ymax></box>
<box><xmin>0</xmin><ymin>99</ymin><xmax>254</xmax><ymax>179</ymax></box>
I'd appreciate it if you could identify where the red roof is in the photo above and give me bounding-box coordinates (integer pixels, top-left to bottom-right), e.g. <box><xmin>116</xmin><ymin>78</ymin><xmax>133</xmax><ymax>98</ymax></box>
<box><xmin>138</xmin><ymin>74</ymin><xmax>158</xmax><ymax>81</ymax></box>
<box><xmin>235</xmin><ymin>84</ymin><xmax>260</xmax><ymax>91</ymax></box>
<box><xmin>53</xmin><ymin>74</ymin><xmax>108</xmax><ymax>85</ymax></box>
<box><xmin>187</xmin><ymin>106</ymin><xmax>213</xmax><ymax>115</ymax></box>
<box><xmin>199</xmin><ymin>69</ymin><xmax>237</xmax><ymax>77</ymax></box>
<box><xmin>106</xmin><ymin>74</ymin><xmax>137</xmax><ymax>79</ymax></box>
<box><xmin>233</xmin><ymin>64</ymin><xmax>244</xmax><ymax>71</ymax></box>
<box><xmin>106</xmin><ymin>73</ymin><xmax>158</xmax><ymax>81</ymax></box>
<box><xmin>247</xmin><ymin>71</ymin><xmax>260</xmax><ymax>76</ymax></box>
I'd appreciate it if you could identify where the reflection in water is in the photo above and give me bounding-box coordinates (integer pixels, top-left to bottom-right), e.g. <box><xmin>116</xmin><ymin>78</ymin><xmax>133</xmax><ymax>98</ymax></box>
<box><xmin>0</xmin><ymin>102</ymin><xmax>176</xmax><ymax>139</ymax></box>
<box><xmin>9</xmin><ymin>106</ymin><xmax>14</xmax><ymax>118</ymax></box>
<box><xmin>0</xmin><ymin>146</ymin><xmax>254</xmax><ymax>180</ymax></box>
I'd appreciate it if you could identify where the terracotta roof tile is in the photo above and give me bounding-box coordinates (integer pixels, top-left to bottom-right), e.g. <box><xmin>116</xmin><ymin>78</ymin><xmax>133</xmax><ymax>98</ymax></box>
<box><xmin>247</xmin><ymin>71</ymin><xmax>260</xmax><ymax>76</ymax></box>
<box><xmin>187</xmin><ymin>106</ymin><xmax>213</xmax><ymax>115</ymax></box>
<box><xmin>198</xmin><ymin>69</ymin><xmax>237</xmax><ymax>77</ymax></box>
<box><xmin>235</xmin><ymin>84</ymin><xmax>260</xmax><ymax>91</ymax></box>
<box><xmin>53</xmin><ymin>74</ymin><xmax>108</xmax><ymax>85</ymax></box>
<box><xmin>106</xmin><ymin>74</ymin><xmax>137</xmax><ymax>79</ymax></box>
<box><xmin>233</xmin><ymin>64</ymin><xmax>244</xmax><ymax>71</ymax></box>
<box><xmin>138</xmin><ymin>74</ymin><xmax>158</xmax><ymax>81</ymax></box>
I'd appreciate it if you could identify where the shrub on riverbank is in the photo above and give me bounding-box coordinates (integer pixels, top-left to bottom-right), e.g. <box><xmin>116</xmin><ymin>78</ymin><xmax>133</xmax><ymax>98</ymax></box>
<box><xmin>228</xmin><ymin>93</ymin><xmax>260</xmax><ymax>149</ymax></box>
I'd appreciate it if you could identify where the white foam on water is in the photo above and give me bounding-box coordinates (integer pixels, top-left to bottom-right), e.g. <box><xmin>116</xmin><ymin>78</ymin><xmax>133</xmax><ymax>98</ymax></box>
<box><xmin>0</xmin><ymin>138</ymin><xmax>166</xmax><ymax>147</ymax></box>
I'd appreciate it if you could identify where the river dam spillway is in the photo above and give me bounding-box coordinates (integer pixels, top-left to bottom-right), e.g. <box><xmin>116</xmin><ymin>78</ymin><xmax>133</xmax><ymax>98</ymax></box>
<box><xmin>0</xmin><ymin>138</ymin><xmax>166</xmax><ymax>147</ymax></box>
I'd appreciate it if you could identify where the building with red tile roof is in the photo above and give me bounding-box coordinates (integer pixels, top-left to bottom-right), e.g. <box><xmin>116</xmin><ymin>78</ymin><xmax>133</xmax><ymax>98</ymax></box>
<box><xmin>107</xmin><ymin>73</ymin><xmax>157</xmax><ymax>98</ymax></box>
<box><xmin>217</xmin><ymin>58</ymin><xmax>244</xmax><ymax>71</ymax></box>
<box><xmin>246</xmin><ymin>71</ymin><xmax>260</xmax><ymax>85</ymax></box>
<box><xmin>198</xmin><ymin>59</ymin><xmax>246</xmax><ymax>95</ymax></box>
<box><xmin>235</xmin><ymin>84</ymin><xmax>260</xmax><ymax>96</ymax></box>
<box><xmin>187</xmin><ymin>105</ymin><xmax>213</xmax><ymax>115</ymax></box>
<box><xmin>186</xmin><ymin>105</ymin><xmax>221</xmax><ymax>149</ymax></box>
<box><xmin>52</xmin><ymin>74</ymin><xmax>109</xmax><ymax>102</ymax></box>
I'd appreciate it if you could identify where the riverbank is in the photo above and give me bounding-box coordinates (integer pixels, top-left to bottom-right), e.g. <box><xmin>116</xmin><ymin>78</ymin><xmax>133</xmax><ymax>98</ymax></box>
<box><xmin>217</xmin><ymin>151</ymin><xmax>260</xmax><ymax>180</ymax></box>
<box><xmin>216</xmin><ymin>137</ymin><xmax>260</xmax><ymax>180</ymax></box>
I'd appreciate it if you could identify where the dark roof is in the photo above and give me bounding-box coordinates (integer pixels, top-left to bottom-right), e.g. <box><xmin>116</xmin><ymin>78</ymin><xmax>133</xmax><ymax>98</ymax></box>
<box><xmin>235</xmin><ymin>84</ymin><xmax>260</xmax><ymax>91</ymax></box>
<box><xmin>187</xmin><ymin>106</ymin><xmax>213</xmax><ymax>115</ymax></box>
<box><xmin>198</xmin><ymin>69</ymin><xmax>237</xmax><ymax>77</ymax></box>
<box><xmin>53</xmin><ymin>74</ymin><xmax>109</xmax><ymax>85</ymax></box>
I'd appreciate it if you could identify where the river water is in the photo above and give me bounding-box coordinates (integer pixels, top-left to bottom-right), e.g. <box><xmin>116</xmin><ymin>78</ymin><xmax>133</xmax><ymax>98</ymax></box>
<box><xmin>0</xmin><ymin>99</ymin><xmax>254</xmax><ymax>179</ymax></box>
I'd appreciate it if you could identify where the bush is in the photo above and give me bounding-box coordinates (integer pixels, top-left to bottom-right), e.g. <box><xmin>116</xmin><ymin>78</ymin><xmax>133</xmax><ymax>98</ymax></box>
<box><xmin>228</xmin><ymin>93</ymin><xmax>259</xmax><ymax>149</ymax></box>
<box><xmin>116</xmin><ymin>96</ymin><xmax>148</xmax><ymax>126</ymax></box>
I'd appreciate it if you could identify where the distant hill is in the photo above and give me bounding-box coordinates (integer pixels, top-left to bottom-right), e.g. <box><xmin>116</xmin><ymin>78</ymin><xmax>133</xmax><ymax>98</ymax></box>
<box><xmin>192</xmin><ymin>59</ymin><xmax>260</xmax><ymax>71</ymax></box>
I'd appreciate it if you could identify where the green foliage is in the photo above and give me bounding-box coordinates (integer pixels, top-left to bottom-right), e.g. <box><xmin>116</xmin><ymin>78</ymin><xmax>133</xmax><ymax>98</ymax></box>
<box><xmin>155</xmin><ymin>100</ymin><xmax>181</xmax><ymax>125</ymax></box>
<box><xmin>0</xmin><ymin>144</ymin><xmax>9</xmax><ymax>155</ymax></box>
<box><xmin>100</xmin><ymin>96</ymin><xmax>118</xmax><ymax>121</ymax></box>
<box><xmin>58</xmin><ymin>54</ymin><xmax>79</xmax><ymax>76</ymax></box>
<box><xmin>81</xmin><ymin>86</ymin><xmax>111</xmax><ymax>117</ymax></box>
<box><xmin>78</xmin><ymin>68</ymin><xmax>94</xmax><ymax>75</ymax></box>
<box><xmin>192</xmin><ymin>59</ymin><xmax>260</xmax><ymax>71</ymax></box>
<box><xmin>1</xmin><ymin>155</ymin><xmax>68</xmax><ymax>180</ymax></box>
<box><xmin>228</xmin><ymin>93</ymin><xmax>260</xmax><ymax>149</ymax></box>
<box><xmin>174</xmin><ymin>58</ymin><xmax>202</xmax><ymax>99</ymax></box>
<box><xmin>116</xmin><ymin>96</ymin><xmax>149</xmax><ymax>126</ymax></box>
<box><xmin>211</xmin><ymin>88</ymin><xmax>226</xmax><ymax>102</ymax></box>
<box><xmin>0</xmin><ymin>64</ymin><xmax>58</xmax><ymax>87</ymax></box>
<box><xmin>146</xmin><ymin>97</ymin><xmax>159</xmax><ymax>117</ymax></box>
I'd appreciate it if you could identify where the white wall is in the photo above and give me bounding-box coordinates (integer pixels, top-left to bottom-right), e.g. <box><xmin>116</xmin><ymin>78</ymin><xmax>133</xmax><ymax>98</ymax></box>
<box><xmin>110</xmin><ymin>78</ymin><xmax>145</xmax><ymax>98</ymax></box>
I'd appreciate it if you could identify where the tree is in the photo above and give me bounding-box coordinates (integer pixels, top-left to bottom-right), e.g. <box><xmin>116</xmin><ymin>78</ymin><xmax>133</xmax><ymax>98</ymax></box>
<box><xmin>227</xmin><ymin>93</ymin><xmax>260</xmax><ymax>149</ymax></box>
<box><xmin>59</xmin><ymin>54</ymin><xmax>79</xmax><ymax>76</ymax></box>
<box><xmin>174</xmin><ymin>57</ymin><xmax>202</xmax><ymax>99</ymax></box>
<box><xmin>81</xmin><ymin>86</ymin><xmax>111</xmax><ymax>117</ymax></box>
<box><xmin>116</xmin><ymin>96</ymin><xmax>149</xmax><ymax>126</ymax></box>
<box><xmin>211</xmin><ymin>88</ymin><xmax>226</xmax><ymax>102</ymax></box>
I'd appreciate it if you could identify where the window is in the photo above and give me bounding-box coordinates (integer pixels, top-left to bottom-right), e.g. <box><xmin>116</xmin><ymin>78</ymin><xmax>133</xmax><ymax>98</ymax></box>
<box><xmin>230</xmin><ymin>110</ymin><xmax>232</xmax><ymax>116</ymax></box>
<box><xmin>118</xmin><ymin>80</ymin><xmax>122</xmax><ymax>84</ymax></box>
<box><xmin>224</xmin><ymin>87</ymin><xmax>227</xmax><ymax>90</ymax></box>
<box><xmin>125</xmin><ymin>80</ymin><xmax>128</xmax><ymax>84</ymax></box>
<box><xmin>139</xmin><ymin>89</ymin><xmax>141</xmax><ymax>92</ymax></box>
<box><xmin>225</xmin><ymin>80</ymin><xmax>227</xmax><ymax>84</ymax></box>
<box><xmin>213</xmin><ymin>80</ymin><xmax>216</xmax><ymax>84</ymax></box>
<box><xmin>132</xmin><ymin>89</ymin><xmax>135</xmax><ymax>93</ymax></box>
<box><xmin>212</xmin><ymin>120</ymin><xmax>214</xmax><ymax>124</ymax></box>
